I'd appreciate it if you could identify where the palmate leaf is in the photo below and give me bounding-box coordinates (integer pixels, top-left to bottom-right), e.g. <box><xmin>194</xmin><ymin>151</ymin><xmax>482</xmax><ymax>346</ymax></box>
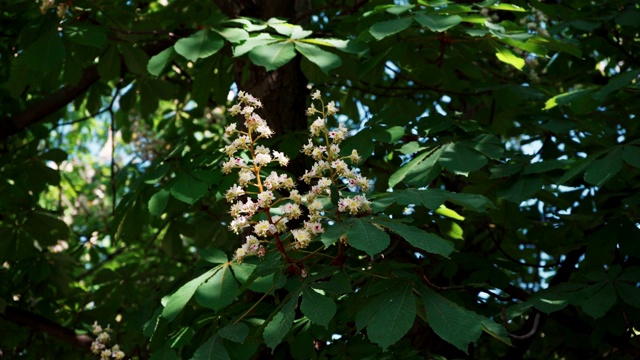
<box><xmin>174</xmin><ymin>29</ymin><xmax>224</xmax><ymax>62</ymax></box>
<box><xmin>218</xmin><ymin>323</ymin><xmax>249</xmax><ymax>343</ymax></box>
<box><xmin>248</xmin><ymin>41</ymin><xmax>296</xmax><ymax>71</ymax></box>
<box><xmin>584</xmin><ymin>148</ymin><xmax>623</xmax><ymax>186</ymax></box>
<box><xmin>195</xmin><ymin>263</ymin><xmax>239</xmax><ymax>312</ymax></box>
<box><xmin>192</xmin><ymin>335</ymin><xmax>229</xmax><ymax>360</ymax></box>
<box><xmin>347</xmin><ymin>218</ymin><xmax>390</xmax><ymax>256</ymax></box>
<box><xmin>162</xmin><ymin>268</ymin><xmax>218</xmax><ymax>322</ymax></box>
<box><xmin>373</xmin><ymin>218</ymin><xmax>454</xmax><ymax>257</ymax></box>
<box><xmin>263</xmin><ymin>294</ymin><xmax>298</xmax><ymax>350</ymax></box>
<box><xmin>414</xmin><ymin>13</ymin><xmax>462</xmax><ymax>32</ymax></box>
<box><xmin>355</xmin><ymin>281</ymin><xmax>416</xmax><ymax>350</ymax></box>
<box><xmin>294</xmin><ymin>42</ymin><xmax>342</xmax><ymax>74</ymax></box>
<box><xmin>369</xmin><ymin>16</ymin><xmax>414</xmax><ymax>40</ymax></box>
<box><xmin>148</xmin><ymin>47</ymin><xmax>175</xmax><ymax>76</ymax></box>
<box><xmin>420</xmin><ymin>288</ymin><xmax>483</xmax><ymax>352</ymax></box>
<box><xmin>301</xmin><ymin>288</ymin><xmax>337</xmax><ymax>328</ymax></box>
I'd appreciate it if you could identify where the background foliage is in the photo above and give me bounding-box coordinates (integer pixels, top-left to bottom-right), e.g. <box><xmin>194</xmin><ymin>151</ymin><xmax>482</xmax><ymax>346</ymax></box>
<box><xmin>1</xmin><ymin>0</ymin><xmax>640</xmax><ymax>358</ymax></box>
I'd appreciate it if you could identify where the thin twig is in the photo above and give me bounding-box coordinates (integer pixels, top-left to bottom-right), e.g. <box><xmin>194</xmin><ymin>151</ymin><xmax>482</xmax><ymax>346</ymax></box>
<box><xmin>487</xmin><ymin>225</ymin><xmax>560</xmax><ymax>269</ymax></box>
<box><xmin>508</xmin><ymin>312</ymin><xmax>541</xmax><ymax>340</ymax></box>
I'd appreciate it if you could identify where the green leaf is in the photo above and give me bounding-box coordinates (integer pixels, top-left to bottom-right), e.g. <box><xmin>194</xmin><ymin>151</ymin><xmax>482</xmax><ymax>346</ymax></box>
<box><xmin>121</xmin><ymin>44</ymin><xmax>150</xmax><ymax>75</ymax></box>
<box><xmin>148</xmin><ymin>189</ymin><xmax>170</xmax><ymax>216</ymax></box>
<box><xmin>192</xmin><ymin>335</ymin><xmax>229</xmax><ymax>360</ymax></box>
<box><xmin>169</xmin><ymin>326</ymin><xmax>194</xmax><ymax>349</ymax></box>
<box><xmin>584</xmin><ymin>149</ymin><xmax>623</xmax><ymax>186</ymax></box>
<box><xmin>24</xmin><ymin>212</ymin><xmax>69</xmax><ymax>246</ymax></box>
<box><xmin>399</xmin><ymin>141</ymin><xmax>423</xmax><ymax>155</ymax></box>
<box><xmin>213</xmin><ymin>27</ymin><xmax>249</xmax><ymax>43</ymax></box>
<box><xmin>495</xmin><ymin>46</ymin><xmax>525</xmax><ymax>70</ymax></box>
<box><xmin>320</xmin><ymin>219</ymin><xmax>354</xmax><ymax>248</ymax></box>
<box><xmin>42</xmin><ymin>149</ymin><xmax>68</xmax><ymax>164</ymax></box>
<box><xmin>615</xmin><ymin>282</ymin><xmax>640</xmax><ymax>308</ymax></box>
<box><xmin>148</xmin><ymin>47</ymin><xmax>176</xmax><ymax>76</ymax></box>
<box><xmin>355</xmin><ymin>281</ymin><xmax>416</xmax><ymax>350</ymax></box>
<box><xmin>439</xmin><ymin>143</ymin><xmax>487</xmax><ymax>175</ymax></box>
<box><xmin>347</xmin><ymin>218</ymin><xmax>390</xmax><ymax>256</ymax></box>
<box><xmin>369</xmin><ymin>17</ymin><xmax>414</xmax><ymax>40</ymax></box>
<box><xmin>581</xmin><ymin>283</ymin><xmax>616</xmax><ymax>319</ymax></box>
<box><xmin>218</xmin><ymin>323</ymin><xmax>249</xmax><ymax>343</ymax></box>
<box><xmin>174</xmin><ymin>29</ymin><xmax>224</xmax><ymax>62</ymax></box>
<box><xmin>23</xmin><ymin>30</ymin><xmax>66</xmax><ymax>74</ymax></box>
<box><xmin>162</xmin><ymin>268</ymin><xmax>218</xmax><ymax>322</ymax></box>
<box><xmin>302</xmin><ymin>38</ymin><xmax>368</xmax><ymax>55</ymax></box>
<box><xmin>421</xmin><ymin>288</ymin><xmax>482</xmax><ymax>352</ymax></box>
<box><xmin>623</xmin><ymin>146</ymin><xmax>640</xmax><ymax>168</ymax></box>
<box><xmin>150</xmin><ymin>344</ymin><xmax>178</xmax><ymax>360</ymax></box>
<box><xmin>389</xmin><ymin>147</ymin><xmax>439</xmax><ymax>189</ymax></box>
<box><xmin>593</xmin><ymin>69</ymin><xmax>640</xmax><ymax>101</ymax></box>
<box><xmin>233</xmin><ymin>33</ymin><xmax>278</xmax><ymax>57</ymax></box>
<box><xmin>195</xmin><ymin>264</ymin><xmax>238</xmax><ymax>312</ymax></box>
<box><xmin>264</xmin><ymin>294</ymin><xmax>298</xmax><ymax>350</ymax></box>
<box><xmin>294</xmin><ymin>42</ymin><xmax>342</xmax><ymax>74</ymax></box>
<box><xmin>498</xmin><ymin>177</ymin><xmax>544</xmax><ymax>202</ymax></box>
<box><xmin>374</xmin><ymin>218</ymin><xmax>454</xmax><ymax>257</ymax></box>
<box><xmin>64</xmin><ymin>24</ymin><xmax>107</xmax><ymax>48</ymax></box>
<box><xmin>414</xmin><ymin>13</ymin><xmax>462</xmax><ymax>32</ymax></box>
<box><xmin>543</xmin><ymin>88</ymin><xmax>593</xmax><ymax>110</ymax></box>
<box><xmin>248</xmin><ymin>41</ymin><xmax>296</xmax><ymax>71</ymax></box>
<box><xmin>98</xmin><ymin>45</ymin><xmax>121</xmax><ymax>80</ymax></box>
<box><xmin>301</xmin><ymin>288</ymin><xmax>337</xmax><ymax>328</ymax></box>
<box><xmin>199</xmin><ymin>248</ymin><xmax>228</xmax><ymax>264</ymax></box>
<box><xmin>445</xmin><ymin>192</ymin><xmax>495</xmax><ymax>212</ymax></box>
<box><xmin>435</xmin><ymin>205</ymin><xmax>465</xmax><ymax>221</ymax></box>
<box><xmin>170</xmin><ymin>173</ymin><xmax>209</xmax><ymax>205</ymax></box>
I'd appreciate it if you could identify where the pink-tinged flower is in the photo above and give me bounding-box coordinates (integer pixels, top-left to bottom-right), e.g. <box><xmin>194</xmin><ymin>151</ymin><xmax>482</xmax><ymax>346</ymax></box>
<box><xmin>310</xmin><ymin>118</ymin><xmax>325</xmax><ymax>136</ymax></box>
<box><xmin>305</xmin><ymin>221</ymin><xmax>325</xmax><ymax>235</ymax></box>
<box><xmin>289</xmin><ymin>190</ymin><xmax>302</xmax><ymax>204</ymax></box>
<box><xmin>311</xmin><ymin>146</ymin><xmax>325</xmax><ymax>161</ymax></box>
<box><xmin>229</xmin><ymin>216</ymin><xmax>250</xmax><ymax>234</ymax></box>
<box><xmin>257</xmin><ymin>190</ymin><xmax>275</xmax><ymax>207</ymax></box>
<box><xmin>253</xmin><ymin>220</ymin><xmax>271</xmax><ymax>237</ymax></box>
<box><xmin>349</xmin><ymin>149</ymin><xmax>362</xmax><ymax>164</ymax></box>
<box><xmin>234</xmin><ymin>246</ymin><xmax>247</xmax><ymax>261</ymax></box>
<box><xmin>224</xmin><ymin>123</ymin><xmax>237</xmax><ymax>136</ymax></box>
<box><xmin>229</xmin><ymin>104</ymin><xmax>242</xmax><ymax>116</ymax></box>
<box><xmin>272</xmin><ymin>215</ymin><xmax>289</xmax><ymax>232</ymax></box>
<box><xmin>257</xmin><ymin>124</ymin><xmax>274</xmax><ymax>138</ymax></box>
<box><xmin>281</xmin><ymin>203</ymin><xmax>302</xmax><ymax>219</ymax></box>
<box><xmin>272</xmin><ymin>151</ymin><xmax>289</xmax><ymax>166</ymax></box>
<box><xmin>238</xmin><ymin>169</ymin><xmax>256</xmax><ymax>186</ymax></box>
<box><xmin>326</xmin><ymin>101</ymin><xmax>339</xmax><ymax>115</ymax></box>
<box><xmin>301</xmin><ymin>139</ymin><xmax>314</xmax><ymax>155</ymax></box>
<box><xmin>331</xmin><ymin>159</ymin><xmax>348</xmax><ymax>174</ymax></box>
<box><xmin>306</xmin><ymin>103</ymin><xmax>317</xmax><ymax>116</ymax></box>
<box><xmin>254</xmin><ymin>153</ymin><xmax>272</xmax><ymax>167</ymax></box>
<box><xmin>291</xmin><ymin>229</ymin><xmax>312</xmax><ymax>249</ymax></box>
<box><xmin>307</xmin><ymin>199</ymin><xmax>324</xmax><ymax>213</ymax></box>
<box><xmin>225</xmin><ymin>184</ymin><xmax>245</xmax><ymax>202</ymax></box>
<box><xmin>254</xmin><ymin>145</ymin><xmax>270</xmax><ymax>155</ymax></box>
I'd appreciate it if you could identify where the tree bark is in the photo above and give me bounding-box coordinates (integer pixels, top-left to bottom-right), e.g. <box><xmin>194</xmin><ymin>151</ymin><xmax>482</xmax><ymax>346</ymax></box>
<box><xmin>213</xmin><ymin>0</ymin><xmax>311</xmax><ymax>136</ymax></box>
<box><xmin>1</xmin><ymin>306</ymin><xmax>93</xmax><ymax>351</ymax></box>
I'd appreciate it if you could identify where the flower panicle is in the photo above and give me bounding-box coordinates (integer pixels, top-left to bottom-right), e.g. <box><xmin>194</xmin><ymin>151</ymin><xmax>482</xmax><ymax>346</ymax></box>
<box><xmin>90</xmin><ymin>321</ymin><xmax>125</xmax><ymax>360</ymax></box>
<box><xmin>222</xmin><ymin>90</ymin><xmax>370</xmax><ymax>263</ymax></box>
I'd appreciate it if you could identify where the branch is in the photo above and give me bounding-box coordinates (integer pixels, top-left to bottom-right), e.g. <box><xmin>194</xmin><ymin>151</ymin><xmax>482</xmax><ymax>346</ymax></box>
<box><xmin>1</xmin><ymin>66</ymin><xmax>100</xmax><ymax>140</ymax></box>
<box><xmin>3</xmin><ymin>40</ymin><xmax>175</xmax><ymax>141</ymax></box>
<box><xmin>1</xmin><ymin>306</ymin><xmax>93</xmax><ymax>351</ymax></box>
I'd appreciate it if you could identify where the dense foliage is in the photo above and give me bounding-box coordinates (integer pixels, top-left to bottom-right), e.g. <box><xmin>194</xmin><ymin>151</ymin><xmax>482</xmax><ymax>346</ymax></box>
<box><xmin>1</xmin><ymin>0</ymin><xmax>640</xmax><ymax>358</ymax></box>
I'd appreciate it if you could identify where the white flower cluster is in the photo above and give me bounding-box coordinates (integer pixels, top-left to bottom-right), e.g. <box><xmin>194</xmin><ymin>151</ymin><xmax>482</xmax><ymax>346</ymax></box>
<box><xmin>90</xmin><ymin>321</ymin><xmax>125</xmax><ymax>360</ymax></box>
<box><xmin>223</xmin><ymin>90</ymin><xmax>370</xmax><ymax>262</ymax></box>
